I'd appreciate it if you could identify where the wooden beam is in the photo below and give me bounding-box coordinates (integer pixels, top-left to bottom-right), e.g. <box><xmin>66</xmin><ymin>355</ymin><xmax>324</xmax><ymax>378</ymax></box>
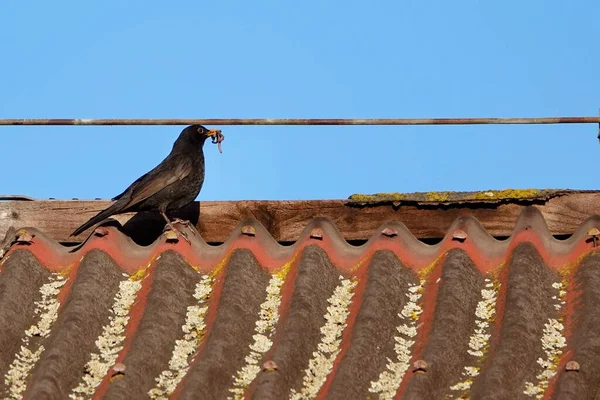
<box><xmin>0</xmin><ymin>193</ymin><xmax>599</xmax><ymax>244</ymax></box>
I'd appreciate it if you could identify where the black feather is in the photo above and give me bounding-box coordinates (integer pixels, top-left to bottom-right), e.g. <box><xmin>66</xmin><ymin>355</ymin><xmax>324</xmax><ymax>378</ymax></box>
<box><xmin>70</xmin><ymin>125</ymin><xmax>221</xmax><ymax>237</ymax></box>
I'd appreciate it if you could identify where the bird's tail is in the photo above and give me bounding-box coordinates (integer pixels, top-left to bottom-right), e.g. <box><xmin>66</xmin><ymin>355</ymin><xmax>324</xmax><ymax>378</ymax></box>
<box><xmin>70</xmin><ymin>202</ymin><xmax>122</xmax><ymax>238</ymax></box>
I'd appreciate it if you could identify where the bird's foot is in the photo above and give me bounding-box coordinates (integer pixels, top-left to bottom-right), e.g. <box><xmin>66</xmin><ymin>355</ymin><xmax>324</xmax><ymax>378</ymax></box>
<box><xmin>172</xmin><ymin>218</ymin><xmax>193</xmax><ymax>228</ymax></box>
<box><xmin>171</xmin><ymin>218</ymin><xmax>198</xmax><ymax>237</ymax></box>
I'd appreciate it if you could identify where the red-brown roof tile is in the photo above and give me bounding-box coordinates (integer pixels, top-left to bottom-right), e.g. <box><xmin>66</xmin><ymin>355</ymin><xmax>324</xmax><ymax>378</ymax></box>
<box><xmin>0</xmin><ymin>202</ymin><xmax>599</xmax><ymax>399</ymax></box>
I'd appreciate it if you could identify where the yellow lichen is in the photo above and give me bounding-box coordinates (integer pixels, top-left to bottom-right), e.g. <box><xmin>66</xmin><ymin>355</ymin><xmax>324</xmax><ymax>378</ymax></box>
<box><xmin>489</xmin><ymin>262</ymin><xmax>505</xmax><ymax>280</ymax></box>
<box><xmin>347</xmin><ymin>192</ymin><xmax>408</xmax><ymax>202</ymax></box>
<box><xmin>349</xmin><ymin>256</ymin><xmax>368</xmax><ymax>274</ymax></box>
<box><xmin>59</xmin><ymin>263</ymin><xmax>75</xmax><ymax>278</ymax></box>
<box><xmin>348</xmin><ymin>189</ymin><xmax>556</xmax><ymax>204</ymax></box>
<box><xmin>471</xmin><ymin>189</ymin><xmax>544</xmax><ymax>200</ymax></box>
<box><xmin>210</xmin><ymin>251</ymin><xmax>233</xmax><ymax>280</ymax></box>
<box><xmin>422</xmin><ymin>191</ymin><xmax>451</xmax><ymax>202</ymax></box>
<box><xmin>560</xmin><ymin>251</ymin><xmax>594</xmax><ymax>277</ymax></box>
<box><xmin>129</xmin><ymin>266</ymin><xmax>149</xmax><ymax>281</ymax></box>
<box><xmin>418</xmin><ymin>253</ymin><xmax>444</xmax><ymax>280</ymax></box>
<box><xmin>274</xmin><ymin>254</ymin><xmax>296</xmax><ymax>280</ymax></box>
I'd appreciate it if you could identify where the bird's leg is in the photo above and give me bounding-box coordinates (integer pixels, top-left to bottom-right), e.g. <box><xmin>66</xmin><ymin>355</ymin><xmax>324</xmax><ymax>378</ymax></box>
<box><xmin>160</xmin><ymin>212</ymin><xmax>190</xmax><ymax>244</ymax></box>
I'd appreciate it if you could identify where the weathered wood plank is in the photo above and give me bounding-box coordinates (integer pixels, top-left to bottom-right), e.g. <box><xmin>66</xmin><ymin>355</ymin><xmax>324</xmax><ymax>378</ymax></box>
<box><xmin>0</xmin><ymin>193</ymin><xmax>599</xmax><ymax>243</ymax></box>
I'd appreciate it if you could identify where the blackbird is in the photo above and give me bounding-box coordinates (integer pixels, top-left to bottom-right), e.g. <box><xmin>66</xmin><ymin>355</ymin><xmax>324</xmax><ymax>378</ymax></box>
<box><xmin>70</xmin><ymin>125</ymin><xmax>223</xmax><ymax>240</ymax></box>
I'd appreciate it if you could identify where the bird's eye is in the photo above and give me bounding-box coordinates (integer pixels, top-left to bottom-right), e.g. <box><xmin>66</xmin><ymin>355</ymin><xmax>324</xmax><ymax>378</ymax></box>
<box><xmin>197</xmin><ymin>127</ymin><xmax>204</xmax><ymax>134</ymax></box>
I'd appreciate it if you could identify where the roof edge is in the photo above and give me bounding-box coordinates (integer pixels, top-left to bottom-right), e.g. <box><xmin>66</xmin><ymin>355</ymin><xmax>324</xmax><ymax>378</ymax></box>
<box><xmin>1</xmin><ymin>189</ymin><xmax>599</xmax><ymax>244</ymax></box>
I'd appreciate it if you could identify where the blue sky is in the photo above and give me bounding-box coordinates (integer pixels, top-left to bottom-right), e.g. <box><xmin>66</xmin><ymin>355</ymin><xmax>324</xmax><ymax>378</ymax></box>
<box><xmin>1</xmin><ymin>1</ymin><xmax>599</xmax><ymax>201</ymax></box>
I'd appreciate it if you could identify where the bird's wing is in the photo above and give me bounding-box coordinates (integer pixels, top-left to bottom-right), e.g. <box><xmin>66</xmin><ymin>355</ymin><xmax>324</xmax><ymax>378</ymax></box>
<box><xmin>116</xmin><ymin>154</ymin><xmax>194</xmax><ymax>208</ymax></box>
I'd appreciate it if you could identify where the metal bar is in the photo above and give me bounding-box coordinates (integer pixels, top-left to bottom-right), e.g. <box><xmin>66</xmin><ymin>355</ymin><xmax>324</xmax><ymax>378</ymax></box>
<box><xmin>0</xmin><ymin>117</ymin><xmax>599</xmax><ymax>126</ymax></box>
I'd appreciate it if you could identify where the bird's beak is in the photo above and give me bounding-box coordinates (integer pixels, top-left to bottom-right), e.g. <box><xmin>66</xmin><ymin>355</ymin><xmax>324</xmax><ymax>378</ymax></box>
<box><xmin>205</xmin><ymin>129</ymin><xmax>221</xmax><ymax>138</ymax></box>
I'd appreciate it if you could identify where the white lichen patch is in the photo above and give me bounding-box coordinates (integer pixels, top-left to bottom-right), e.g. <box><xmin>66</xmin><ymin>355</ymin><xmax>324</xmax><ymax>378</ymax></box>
<box><xmin>368</xmin><ymin>279</ymin><xmax>425</xmax><ymax>400</ymax></box>
<box><xmin>448</xmin><ymin>278</ymin><xmax>499</xmax><ymax>396</ymax></box>
<box><xmin>69</xmin><ymin>276</ymin><xmax>143</xmax><ymax>399</ymax></box>
<box><xmin>148</xmin><ymin>274</ymin><xmax>213</xmax><ymax>399</ymax></box>
<box><xmin>289</xmin><ymin>276</ymin><xmax>358</xmax><ymax>400</ymax></box>
<box><xmin>4</xmin><ymin>273</ymin><xmax>67</xmax><ymax>399</ymax></box>
<box><xmin>523</xmin><ymin>280</ymin><xmax>568</xmax><ymax>399</ymax></box>
<box><xmin>229</xmin><ymin>265</ymin><xmax>289</xmax><ymax>399</ymax></box>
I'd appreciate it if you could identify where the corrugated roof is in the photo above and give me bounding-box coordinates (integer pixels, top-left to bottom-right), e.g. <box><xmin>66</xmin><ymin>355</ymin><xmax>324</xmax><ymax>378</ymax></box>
<box><xmin>0</xmin><ymin>205</ymin><xmax>599</xmax><ymax>399</ymax></box>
